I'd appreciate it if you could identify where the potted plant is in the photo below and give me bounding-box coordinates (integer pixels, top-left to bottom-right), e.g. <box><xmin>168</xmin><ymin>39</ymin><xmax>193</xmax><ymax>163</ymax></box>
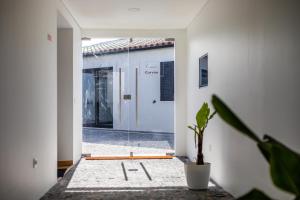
<box><xmin>185</xmin><ymin>102</ymin><xmax>216</xmax><ymax>190</ymax></box>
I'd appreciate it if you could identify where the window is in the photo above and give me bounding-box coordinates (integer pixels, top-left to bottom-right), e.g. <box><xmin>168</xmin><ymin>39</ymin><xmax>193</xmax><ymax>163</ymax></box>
<box><xmin>199</xmin><ymin>54</ymin><xmax>208</xmax><ymax>87</ymax></box>
<box><xmin>160</xmin><ymin>61</ymin><xmax>174</xmax><ymax>101</ymax></box>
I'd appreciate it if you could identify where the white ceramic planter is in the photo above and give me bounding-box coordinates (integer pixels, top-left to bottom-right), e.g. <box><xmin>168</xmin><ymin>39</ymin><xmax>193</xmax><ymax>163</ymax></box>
<box><xmin>184</xmin><ymin>162</ymin><xmax>211</xmax><ymax>190</ymax></box>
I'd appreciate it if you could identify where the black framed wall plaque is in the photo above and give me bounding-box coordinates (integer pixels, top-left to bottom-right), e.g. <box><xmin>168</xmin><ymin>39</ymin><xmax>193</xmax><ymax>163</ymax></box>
<box><xmin>199</xmin><ymin>54</ymin><xmax>208</xmax><ymax>88</ymax></box>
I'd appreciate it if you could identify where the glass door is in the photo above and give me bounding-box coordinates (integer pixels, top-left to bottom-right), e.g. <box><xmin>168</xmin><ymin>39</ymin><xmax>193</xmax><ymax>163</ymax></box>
<box><xmin>82</xmin><ymin>38</ymin><xmax>131</xmax><ymax>156</ymax></box>
<box><xmin>107</xmin><ymin>38</ymin><xmax>131</xmax><ymax>156</ymax></box>
<box><xmin>82</xmin><ymin>37</ymin><xmax>175</xmax><ymax>157</ymax></box>
<box><xmin>126</xmin><ymin>38</ymin><xmax>175</xmax><ymax>156</ymax></box>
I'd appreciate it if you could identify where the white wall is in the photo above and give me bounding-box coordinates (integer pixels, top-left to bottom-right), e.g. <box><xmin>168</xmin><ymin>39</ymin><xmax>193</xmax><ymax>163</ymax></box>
<box><xmin>58</xmin><ymin>29</ymin><xmax>73</xmax><ymax>161</ymax></box>
<box><xmin>57</xmin><ymin>0</ymin><xmax>83</xmax><ymax>163</ymax></box>
<box><xmin>83</xmin><ymin>47</ymin><xmax>175</xmax><ymax>133</ymax></box>
<box><xmin>0</xmin><ymin>0</ymin><xmax>57</xmax><ymax>199</ymax></box>
<box><xmin>186</xmin><ymin>0</ymin><xmax>300</xmax><ymax>199</ymax></box>
<box><xmin>0</xmin><ymin>0</ymin><xmax>82</xmax><ymax>199</ymax></box>
<box><xmin>82</xmin><ymin>29</ymin><xmax>187</xmax><ymax>156</ymax></box>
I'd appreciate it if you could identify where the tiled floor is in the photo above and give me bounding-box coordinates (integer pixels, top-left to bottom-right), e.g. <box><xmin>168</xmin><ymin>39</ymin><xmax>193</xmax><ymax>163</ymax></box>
<box><xmin>82</xmin><ymin>128</ymin><xmax>175</xmax><ymax>156</ymax></box>
<box><xmin>42</xmin><ymin>158</ymin><xmax>234</xmax><ymax>200</ymax></box>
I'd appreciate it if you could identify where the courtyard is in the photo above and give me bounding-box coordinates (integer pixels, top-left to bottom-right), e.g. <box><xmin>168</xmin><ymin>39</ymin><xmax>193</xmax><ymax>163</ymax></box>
<box><xmin>82</xmin><ymin>128</ymin><xmax>175</xmax><ymax>156</ymax></box>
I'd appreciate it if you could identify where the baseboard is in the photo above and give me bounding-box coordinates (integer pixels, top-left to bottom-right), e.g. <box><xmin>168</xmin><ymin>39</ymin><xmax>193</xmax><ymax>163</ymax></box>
<box><xmin>57</xmin><ymin>160</ymin><xmax>73</xmax><ymax>170</ymax></box>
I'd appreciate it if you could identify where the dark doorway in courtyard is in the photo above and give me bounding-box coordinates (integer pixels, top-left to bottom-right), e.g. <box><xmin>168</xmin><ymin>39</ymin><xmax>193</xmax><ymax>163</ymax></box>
<box><xmin>82</xmin><ymin>38</ymin><xmax>175</xmax><ymax>157</ymax></box>
<box><xmin>83</xmin><ymin>67</ymin><xmax>113</xmax><ymax>128</ymax></box>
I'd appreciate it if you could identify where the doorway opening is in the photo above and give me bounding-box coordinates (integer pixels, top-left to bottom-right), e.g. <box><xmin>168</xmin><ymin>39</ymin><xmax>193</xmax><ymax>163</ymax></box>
<box><xmin>57</xmin><ymin>12</ymin><xmax>74</xmax><ymax>177</ymax></box>
<box><xmin>83</xmin><ymin>67</ymin><xmax>114</xmax><ymax>128</ymax></box>
<box><xmin>82</xmin><ymin>37</ymin><xmax>175</xmax><ymax>157</ymax></box>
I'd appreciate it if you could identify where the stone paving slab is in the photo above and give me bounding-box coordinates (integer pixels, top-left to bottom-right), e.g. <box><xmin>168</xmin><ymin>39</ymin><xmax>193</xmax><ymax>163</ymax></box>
<box><xmin>41</xmin><ymin>158</ymin><xmax>234</xmax><ymax>200</ymax></box>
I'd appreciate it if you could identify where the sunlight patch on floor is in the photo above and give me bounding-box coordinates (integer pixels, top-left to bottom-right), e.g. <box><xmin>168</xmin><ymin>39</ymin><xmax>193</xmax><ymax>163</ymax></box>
<box><xmin>66</xmin><ymin>158</ymin><xmax>187</xmax><ymax>189</ymax></box>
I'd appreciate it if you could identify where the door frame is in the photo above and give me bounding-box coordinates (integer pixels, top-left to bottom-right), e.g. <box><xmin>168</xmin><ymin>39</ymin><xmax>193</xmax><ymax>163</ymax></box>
<box><xmin>81</xmin><ymin>30</ymin><xmax>188</xmax><ymax>156</ymax></box>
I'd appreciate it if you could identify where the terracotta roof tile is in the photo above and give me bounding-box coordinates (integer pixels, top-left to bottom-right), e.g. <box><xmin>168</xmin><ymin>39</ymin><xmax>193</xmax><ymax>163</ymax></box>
<box><xmin>82</xmin><ymin>38</ymin><xmax>174</xmax><ymax>57</ymax></box>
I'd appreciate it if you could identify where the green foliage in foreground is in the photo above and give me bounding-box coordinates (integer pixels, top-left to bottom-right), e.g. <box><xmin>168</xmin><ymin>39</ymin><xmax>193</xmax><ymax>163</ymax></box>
<box><xmin>212</xmin><ymin>95</ymin><xmax>300</xmax><ymax>200</ymax></box>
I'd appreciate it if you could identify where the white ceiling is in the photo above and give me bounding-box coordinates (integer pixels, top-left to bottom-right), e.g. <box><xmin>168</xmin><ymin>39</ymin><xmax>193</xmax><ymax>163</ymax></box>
<box><xmin>62</xmin><ymin>0</ymin><xmax>207</xmax><ymax>29</ymax></box>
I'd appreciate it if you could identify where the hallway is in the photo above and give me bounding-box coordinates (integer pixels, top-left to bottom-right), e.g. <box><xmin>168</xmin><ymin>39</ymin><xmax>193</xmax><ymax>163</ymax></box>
<box><xmin>1</xmin><ymin>0</ymin><xmax>300</xmax><ymax>199</ymax></box>
<box><xmin>42</xmin><ymin>158</ymin><xmax>233</xmax><ymax>200</ymax></box>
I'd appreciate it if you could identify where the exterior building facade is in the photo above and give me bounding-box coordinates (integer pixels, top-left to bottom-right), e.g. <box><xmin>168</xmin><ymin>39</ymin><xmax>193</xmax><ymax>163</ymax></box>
<box><xmin>82</xmin><ymin>38</ymin><xmax>175</xmax><ymax>133</ymax></box>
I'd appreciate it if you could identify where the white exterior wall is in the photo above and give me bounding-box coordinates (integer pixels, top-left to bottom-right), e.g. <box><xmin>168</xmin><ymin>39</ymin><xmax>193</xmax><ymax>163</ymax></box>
<box><xmin>83</xmin><ymin>47</ymin><xmax>175</xmax><ymax>133</ymax></box>
<box><xmin>82</xmin><ymin>30</ymin><xmax>187</xmax><ymax>156</ymax></box>
<box><xmin>187</xmin><ymin>0</ymin><xmax>300</xmax><ymax>199</ymax></box>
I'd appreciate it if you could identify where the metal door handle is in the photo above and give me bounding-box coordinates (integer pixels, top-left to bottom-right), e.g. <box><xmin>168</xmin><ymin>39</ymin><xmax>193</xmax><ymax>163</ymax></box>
<box><xmin>136</xmin><ymin>68</ymin><xmax>139</xmax><ymax>125</ymax></box>
<box><xmin>123</xmin><ymin>94</ymin><xmax>131</xmax><ymax>100</ymax></box>
<box><xmin>119</xmin><ymin>68</ymin><xmax>122</xmax><ymax>122</ymax></box>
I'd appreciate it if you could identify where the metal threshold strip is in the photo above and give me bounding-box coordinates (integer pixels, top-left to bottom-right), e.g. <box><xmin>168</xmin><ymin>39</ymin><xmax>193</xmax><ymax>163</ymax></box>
<box><xmin>86</xmin><ymin>155</ymin><xmax>174</xmax><ymax>160</ymax></box>
<box><xmin>121</xmin><ymin>161</ymin><xmax>152</xmax><ymax>181</ymax></box>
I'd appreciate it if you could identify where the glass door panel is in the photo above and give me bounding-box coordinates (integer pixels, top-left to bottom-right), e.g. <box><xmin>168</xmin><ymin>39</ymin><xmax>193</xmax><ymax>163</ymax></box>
<box><xmin>82</xmin><ymin>37</ymin><xmax>175</xmax><ymax>157</ymax></box>
<box><xmin>82</xmin><ymin>38</ymin><xmax>130</xmax><ymax>156</ymax></box>
<box><xmin>127</xmin><ymin>38</ymin><xmax>175</xmax><ymax>156</ymax></box>
<box><xmin>83</xmin><ymin>70</ymin><xmax>96</xmax><ymax>127</ymax></box>
<box><xmin>104</xmin><ymin>39</ymin><xmax>131</xmax><ymax>156</ymax></box>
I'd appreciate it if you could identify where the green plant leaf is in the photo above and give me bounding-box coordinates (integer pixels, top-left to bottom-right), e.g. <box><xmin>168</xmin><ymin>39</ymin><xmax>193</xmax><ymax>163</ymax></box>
<box><xmin>187</xmin><ymin>125</ymin><xmax>200</xmax><ymax>135</ymax></box>
<box><xmin>270</xmin><ymin>145</ymin><xmax>300</xmax><ymax>195</ymax></box>
<box><xmin>258</xmin><ymin>135</ymin><xmax>295</xmax><ymax>163</ymax></box>
<box><xmin>187</xmin><ymin>125</ymin><xmax>195</xmax><ymax>131</ymax></box>
<box><xmin>237</xmin><ymin>189</ymin><xmax>273</xmax><ymax>200</ymax></box>
<box><xmin>264</xmin><ymin>135</ymin><xmax>295</xmax><ymax>152</ymax></box>
<box><xmin>257</xmin><ymin>135</ymin><xmax>300</xmax><ymax>195</ymax></box>
<box><xmin>209</xmin><ymin>111</ymin><xmax>217</xmax><ymax>120</ymax></box>
<box><xmin>211</xmin><ymin>95</ymin><xmax>260</xmax><ymax>143</ymax></box>
<box><xmin>269</xmin><ymin>144</ymin><xmax>300</xmax><ymax>195</ymax></box>
<box><xmin>196</xmin><ymin>102</ymin><xmax>210</xmax><ymax>130</ymax></box>
<box><xmin>211</xmin><ymin>95</ymin><xmax>300</xmax><ymax>197</ymax></box>
<box><xmin>257</xmin><ymin>142</ymin><xmax>272</xmax><ymax>162</ymax></box>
